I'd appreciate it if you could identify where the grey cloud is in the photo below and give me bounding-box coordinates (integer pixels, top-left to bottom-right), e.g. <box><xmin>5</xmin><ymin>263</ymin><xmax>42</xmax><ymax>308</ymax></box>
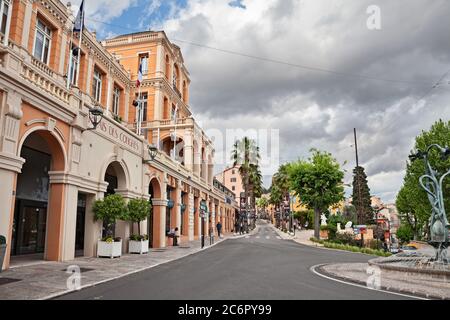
<box><xmin>161</xmin><ymin>0</ymin><xmax>450</xmax><ymax>202</ymax></box>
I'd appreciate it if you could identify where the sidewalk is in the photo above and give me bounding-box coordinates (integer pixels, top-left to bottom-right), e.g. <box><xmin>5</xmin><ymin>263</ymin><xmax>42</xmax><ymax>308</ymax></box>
<box><xmin>271</xmin><ymin>225</ymin><xmax>318</xmax><ymax>247</ymax></box>
<box><xmin>0</xmin><ymin>233</ymin><xmax>244</xmax><ymax>300</ymax></box>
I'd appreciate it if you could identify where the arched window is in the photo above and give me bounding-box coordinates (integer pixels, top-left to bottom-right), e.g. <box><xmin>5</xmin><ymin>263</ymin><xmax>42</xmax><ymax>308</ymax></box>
<box><xmin>163</xmin><ymin>97</ymin><xmax>169</xmax><ymax>119</ymax></box>
<box><xmin>165</xmin><ymin>55</ymin><xmax>170</xmax><ymax>81</ymax></box>
<box><xmin>173</xmin><ymin>64</ymin><xmax>180</xmax><ymax>89</ymax></box>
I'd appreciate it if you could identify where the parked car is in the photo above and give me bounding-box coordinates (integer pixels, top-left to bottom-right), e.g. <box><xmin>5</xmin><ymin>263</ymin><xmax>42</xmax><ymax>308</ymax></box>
<box><xmin>399</xmin><ymin>244</ymin><xmax>418</xmax><ymax>254</ymax></box>
<box><xmin>390</xmin><ymin>243</ymin><xmax>400</xmax><ymax>254</ymax></box>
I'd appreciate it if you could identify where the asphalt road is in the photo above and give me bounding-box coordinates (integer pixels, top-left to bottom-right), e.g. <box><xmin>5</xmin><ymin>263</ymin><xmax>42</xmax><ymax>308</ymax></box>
<box><xmin>58</xmin><ymin>221</ymin><xmax>413</xmax><ymax>300</ymax></box>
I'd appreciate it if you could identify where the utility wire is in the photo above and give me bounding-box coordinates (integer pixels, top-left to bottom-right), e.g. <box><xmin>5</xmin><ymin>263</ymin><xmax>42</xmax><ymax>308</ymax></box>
<box><xmin>413</xmin><ymin>68</ymin><xmax>450</xmax><ymax>105</ymax></box>
<box><xmin>85</xmin><ymin>17</ymin><xmax>432</xmax><ymax>87</ymax></box>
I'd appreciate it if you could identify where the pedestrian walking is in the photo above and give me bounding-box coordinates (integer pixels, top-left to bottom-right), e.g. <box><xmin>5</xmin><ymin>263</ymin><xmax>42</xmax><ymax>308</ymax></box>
<box><xmin>216</xmin><ymin>221</ymin><xmax>223</xmax><ymax>238</ymax></box>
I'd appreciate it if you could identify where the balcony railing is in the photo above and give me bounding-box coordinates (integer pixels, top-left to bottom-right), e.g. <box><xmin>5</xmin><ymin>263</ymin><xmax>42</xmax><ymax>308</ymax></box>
<box><xmin>137</xmin><ymin>117</ymin><xmax>193</xmax><ymax>129</ymax></box>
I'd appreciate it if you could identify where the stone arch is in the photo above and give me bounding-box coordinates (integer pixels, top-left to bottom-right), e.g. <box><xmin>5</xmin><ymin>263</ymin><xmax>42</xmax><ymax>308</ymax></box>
<box><xmin>161</xmin><ymin>135</ymin><xmax>184</xmax><ymax>163</ymax></box>
<box><xmin>148</xmin><ymin>176</ymin><xmax>163</xmax><ymax>248</ymax></box>
<box><xmin>13</xmin><ymin>128</ymin><xmax>67</xmax><ymax>263</ymax></box>
<box><xmin>17</xmin><ymin>126</ymin><xmax>67</xmax><ymax>171</ymax></box>
<box><xmin>100</xmin><ymin>155</ymin><xmax>130</xmax><ymax>192</ymax></box>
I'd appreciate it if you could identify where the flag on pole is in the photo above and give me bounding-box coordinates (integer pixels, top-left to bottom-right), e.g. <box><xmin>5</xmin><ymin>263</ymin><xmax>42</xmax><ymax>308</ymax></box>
<box><xmin>136</xmin><ymin>61</ymin><xmax>143</xmax><ymax>87</ymax></box>
<box><xmin>73</xmin><ymin>0</ymin><xmax>85</xmax><ymax>32</ymax></box>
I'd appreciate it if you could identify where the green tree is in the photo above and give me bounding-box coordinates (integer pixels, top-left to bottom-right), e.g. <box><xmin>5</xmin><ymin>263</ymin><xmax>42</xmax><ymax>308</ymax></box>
<box><xmin>269</xmin><ymin>183</ymin><xmax>283</xmax><ymax>208</ymax></box>
<box><xmin>396</xmin><ymin>119</ymin><xmax>450</xmax><ymax>240</ymax></box>
<box><xmin>352</xmin><ymin>166</ymin><xmax>373</xmax><ymax>224</ymax></box>
<box><xmin>231</xmin><ymin>137</ymin><xmax>261</xmax><ymax>216</ymax></box>
<box><xmin>126</xmin><ymin>198</ymin><xmax>151</xmax><ymax>236</ymax></box>
<box><xmin>288</xmin><ymin>149</ymin><xmax>345</xmax><ymax>239</ymax></box>
<box><xmin>256</xmin><ymin>197</ymin><xmax>269</xmax><ymax>211</ymax></box>
<box><xmin>396</xmin><ymin>224</ymin><xmax>414</xmax><ymax>244</ymax></box>
<box><xmin>269</xmin><ymin>164</ymin><xmax>291</xmax><ymax>225</ymax></box>
<box><xmin>93</xmin><ymin>194</ymin><xmax>127</xmax><ymax>237</ymax></box>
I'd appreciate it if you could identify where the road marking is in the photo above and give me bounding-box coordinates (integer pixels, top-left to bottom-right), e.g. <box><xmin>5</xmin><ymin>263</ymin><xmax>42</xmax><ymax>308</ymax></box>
<box><xmin>310</xmin><ymin>264</ymin><xmax>427</xmax><ymax>300</ymax></box>
<box><xmin>266</xmin><ymin>236</ymin><xmax>270</xmax><ymax>239</ymax></box>
<box><xmin>256</xmin><ymin>236</ymin><xmax>260</xmax><ymax>239</ymax></box>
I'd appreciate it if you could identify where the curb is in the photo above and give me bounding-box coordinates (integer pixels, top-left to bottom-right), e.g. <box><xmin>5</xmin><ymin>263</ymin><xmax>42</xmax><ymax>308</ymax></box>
<box><xmin>42</xmin><ymin>236</ymin><xmax>237</xmax><ymax>300</ymax></box>
<box><xmin>310</xmin><ymin>263</ymin><xmax>447</xmax><ymax>300</ymax></box>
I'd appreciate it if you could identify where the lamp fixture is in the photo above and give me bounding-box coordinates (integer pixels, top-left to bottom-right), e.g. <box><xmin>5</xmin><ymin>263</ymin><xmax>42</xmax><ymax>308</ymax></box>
<box><xmin>87</xmin><ymin>104</ymin><xmax>104</xmax><ymax>131</ymax></box>
<box><xmin>144</xmin><ymin>144</ymin><xmax>158</xmax><ymax>163</ymax></box>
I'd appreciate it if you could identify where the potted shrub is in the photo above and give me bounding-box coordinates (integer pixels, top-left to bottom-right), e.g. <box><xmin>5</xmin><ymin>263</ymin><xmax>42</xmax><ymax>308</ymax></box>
<box><xmin>320</xmin><ymin>225</ymin><xmax>330</xmax><ymax>240</ymax></box>
<box><xmin>93</xmin><ymin>194</ymin><xmax>127</xmax><ymax>258</ymax></box>
<box><xmin>0</xmin><ymin>235</ymin><xmax>6</xmax><ymax>272</ymax></box>
<box><xmin>127</xmin><ymin>198</ymin><xmax>151</xmax><ymax>254</ymax></box>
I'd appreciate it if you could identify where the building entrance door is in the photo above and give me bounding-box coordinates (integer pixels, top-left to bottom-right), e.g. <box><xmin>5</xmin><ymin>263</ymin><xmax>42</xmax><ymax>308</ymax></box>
<box><xmin>12</xmin><ymin>200</ymin><xmax>47</xmax><ymax>256</ymax></box>
<box><xmin>75</xmin><ymin>193</ymin><xmax>86</xmax><ymax>257</ymax></box>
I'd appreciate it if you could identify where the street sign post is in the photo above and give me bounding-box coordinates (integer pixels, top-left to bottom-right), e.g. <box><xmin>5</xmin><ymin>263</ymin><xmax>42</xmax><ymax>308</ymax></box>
<box><xmin>200</xmin><ymin>200</ymin><xmax>208</xmax><ymax>248</ymax></box>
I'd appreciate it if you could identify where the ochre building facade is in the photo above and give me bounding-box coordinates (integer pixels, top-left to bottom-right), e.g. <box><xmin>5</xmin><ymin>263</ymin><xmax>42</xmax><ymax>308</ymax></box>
<box><xmin>0</xmin><ymin>0</ymin><xmax>237</xmax><ymax>270</ymax></box>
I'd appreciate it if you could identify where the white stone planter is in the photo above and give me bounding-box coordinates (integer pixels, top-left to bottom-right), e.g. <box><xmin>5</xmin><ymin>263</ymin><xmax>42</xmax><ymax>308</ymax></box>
<box><xmin>129</xmin><ymin>240</ymin><xmax>149</xmax><ymax>254</ymax></box>
<box><xmin>97</xmin><ymin>240</ymin><xmax>122</xmax><ymax>258</ymax></box>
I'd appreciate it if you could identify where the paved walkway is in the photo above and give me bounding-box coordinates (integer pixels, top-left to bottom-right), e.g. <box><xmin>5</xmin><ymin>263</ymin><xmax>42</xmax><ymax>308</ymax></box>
<box><xmin>272</xmin><ymin>225</ymin><xmax>318</xmax><ymax>246</ymax></box>
<box><xmin>0</xmin><ymin>233</ymin><xmax>247</xmax><ymax>300</ymax></box>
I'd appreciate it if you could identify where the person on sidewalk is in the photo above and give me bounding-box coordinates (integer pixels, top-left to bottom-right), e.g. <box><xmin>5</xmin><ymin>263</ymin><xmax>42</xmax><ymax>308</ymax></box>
<box><xmin>216</xmin><ymin>221</ymin><xmax>223</xmax><ymax>238</ymax></box>
<box><xmin>170</xmin><ymin>227</ymin><xmax>179</xmax><ymax>246</ymax></box>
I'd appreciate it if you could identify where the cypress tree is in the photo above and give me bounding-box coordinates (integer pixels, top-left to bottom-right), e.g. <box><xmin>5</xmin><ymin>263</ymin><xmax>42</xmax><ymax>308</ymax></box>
<box><xmin>352</xmin><ymin>166</ymin><xmax>373</xmax><ymax>224</ymax></box>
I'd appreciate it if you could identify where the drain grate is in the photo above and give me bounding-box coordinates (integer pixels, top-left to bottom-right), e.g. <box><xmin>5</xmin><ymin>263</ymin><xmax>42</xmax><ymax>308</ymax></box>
<box><xmin>0</xmin><ymin>278</ymin><xmax>22</xmax><ymax>286</ymax></box>
<box><xmin>61</xmin><ymin>267</ymin><xmax>95</xmax><ymax>273</ymax></box>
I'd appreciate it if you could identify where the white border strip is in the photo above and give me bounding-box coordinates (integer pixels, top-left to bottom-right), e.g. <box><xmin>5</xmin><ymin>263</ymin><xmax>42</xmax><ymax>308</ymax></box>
<box><xmin>310</xmin><ymin>264</ymin><xmax>428</xmax><ymax>300</ymax></box>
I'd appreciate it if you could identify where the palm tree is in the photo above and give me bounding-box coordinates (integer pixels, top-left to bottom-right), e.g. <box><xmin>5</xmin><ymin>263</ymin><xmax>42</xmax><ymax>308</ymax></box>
<box><xmin>269</xmin><ymin>164</ymin><xmax>291</xmax><ymax>227</ymax></box>
<box><xmin>231</xmin><ymin>137</ymin><xmax>261</xmax><ymax>228</ymax></box>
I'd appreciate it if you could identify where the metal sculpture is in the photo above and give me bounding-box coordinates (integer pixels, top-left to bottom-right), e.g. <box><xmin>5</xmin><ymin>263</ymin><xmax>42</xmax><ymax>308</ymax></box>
<box><xmin>410</xmin><ymin>144</ymin><xmax>450</xmax><ymax>263</ymax></box>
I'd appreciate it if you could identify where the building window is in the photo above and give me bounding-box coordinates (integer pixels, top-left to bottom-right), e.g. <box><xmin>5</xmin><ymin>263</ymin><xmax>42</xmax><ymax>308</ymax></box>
<box><xmin>112</xmin><ymin>86</ymin><xmax>121</xmax><ymax>115</ymax></box>
<box><xmin>0</xmin><ymin>0</ymin><xmax>10</xmax><ymax>35</ymax></box>
<box><xmin>139</xmin><ymin>53</ymin><xmax>149</xmax><ymax>74</ymax></box>
<box><xmin>92</xmin><ymin>68</ymin><xmax>102</xmax><ymax>102</ymax></box>
<box><xmin>231</xmin><ymin>178</ymin><xmax>237</xmax><ymax>183</ymax></box>
<box><xmin>68</xmin><ymin>45</ymin><xmax>79</xmax><ymax>86</ymax></box>
<box><xmin>136</xmin><ymin>92</ymin><xmax>148</xmax><ymax>122</ymax></box>
<box><xmin>33</xmin><ymin>20</ymin><xmax>52</xmax><ymax>64</ymax></box>
<box><xmin>232</xmin><ymin>170</ymin><xmax>235</xmax><ymax>174</ymax></box>
<box><xmin>232</xmin><ymin>186</ymin><xmax>236</xmax><ymax>191</ymax></box>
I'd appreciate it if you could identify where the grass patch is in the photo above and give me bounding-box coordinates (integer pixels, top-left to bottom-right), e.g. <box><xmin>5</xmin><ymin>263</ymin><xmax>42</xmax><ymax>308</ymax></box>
<box><xmin>323</xmin><ymin>241</ymin><xmax>392</xmax><ymax>257</ymax></box>
<box><xmin>309</xmin><ymin>237</ymin><xmax>391</xmax><ymax>257</ymax></box>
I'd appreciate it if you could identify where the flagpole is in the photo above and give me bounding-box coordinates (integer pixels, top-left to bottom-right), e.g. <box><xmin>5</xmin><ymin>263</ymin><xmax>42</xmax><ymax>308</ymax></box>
<box><xmin>66</xmin><ymin>32</ymin><xmax>74</xmax><ymax>89</ymax></box>
<box><xmin>138</xmin><ymin>85</ymin><xmax>143</xmax><ymax>135</ymax></box>
<box><xmin>75</xmin><ymin>4</ymin><xmax>84</xmax><ymax>88</ymax></box>
<box><xmin>66</xmin><ymin>6</ymin><xmax>76</xmax><ymax>89</ymax></box>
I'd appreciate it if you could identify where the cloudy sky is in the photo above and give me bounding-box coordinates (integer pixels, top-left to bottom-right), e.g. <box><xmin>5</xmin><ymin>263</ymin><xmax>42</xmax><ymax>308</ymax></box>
<box><xmin>72</xmin><ymin>0</ymin><xmax>450</xmax><ymax>203</ymax></box>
